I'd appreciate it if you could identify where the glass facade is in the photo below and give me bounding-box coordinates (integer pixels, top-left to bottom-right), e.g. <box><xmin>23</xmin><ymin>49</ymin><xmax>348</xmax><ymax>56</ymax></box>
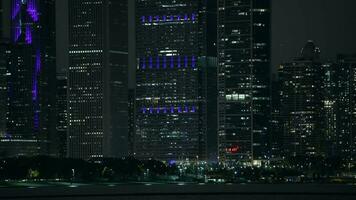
<box><xmin>323</xmin><ymin>55</ymin><xmax>356</xmax><ymax>161</ymax></box>
<box><xmin>135</xmin><ymin>0</ymin><xmax>210</xmax><ymax>161</ymax></box>
<box><xmin>217</xmin><ymin>0</ymin><xmax>271</xmax><ymax>162</ymax></box>
<box><xmin>0</xmin><ymin>0</ymin><xmax>56</xmax><ymax>157</ymax></box>
<box><xmin>68</xmin><ymin>0</ymin><xmax>128</xmax><ymax>160</ymax></box>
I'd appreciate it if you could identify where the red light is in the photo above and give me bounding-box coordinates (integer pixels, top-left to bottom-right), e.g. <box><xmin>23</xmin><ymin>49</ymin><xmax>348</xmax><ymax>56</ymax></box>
<box><xmin>226</xmin><ymin>145</ymin><xmax>240</xmax><ymax>154</ymax></box>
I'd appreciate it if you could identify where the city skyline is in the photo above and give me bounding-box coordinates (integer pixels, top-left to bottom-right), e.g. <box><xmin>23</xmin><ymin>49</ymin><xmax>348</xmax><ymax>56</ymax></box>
<box><xmin>0</xmin><ymin>2</ymin><xmax>356</xmax><ymax>196</ymax></box>
<box><xmin>55</xmin><ymin>0</ymin><xmax>356</xmax><ymax>75</ymax></box>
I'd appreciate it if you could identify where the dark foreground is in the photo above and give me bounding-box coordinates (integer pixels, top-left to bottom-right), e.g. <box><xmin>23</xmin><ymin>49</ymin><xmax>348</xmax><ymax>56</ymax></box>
<box><xmin>0</xmin><ymin>184</ymin><xmax>355</xmax><ymax>200</ymax></box>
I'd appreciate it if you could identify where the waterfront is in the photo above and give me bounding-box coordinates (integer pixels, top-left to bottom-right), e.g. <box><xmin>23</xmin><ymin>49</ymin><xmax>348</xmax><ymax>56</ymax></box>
<box><xmin>0</xmin><ymin>184</ymin><xmax>355</xmax><ymax>200</ymax></box>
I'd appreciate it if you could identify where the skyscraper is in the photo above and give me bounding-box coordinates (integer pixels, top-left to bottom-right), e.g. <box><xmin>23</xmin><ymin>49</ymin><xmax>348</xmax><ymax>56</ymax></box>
<box><xmin>279</xmin><ymin>41</ymin><xmax>324</xmax><ymax>157</ymax></box>
<box><xmin>0</xmin><ymin>0</ymin><xmax>56</xmax><ymax>157</ymax></box>
<box><xmin>334</xmin><ymin>55</ymin><xmax>356</xmax><ymax>161</ymax></box>
<box><xmin>68</xmin><ymin>0</ymin><xmax>129</xmax><ymax>160</ymax></box>
<box><xmin>217</xmin><ymin>0</ymin><xmax>271</xmax><ymax>162</ymax></box>
<box><xmin>0</xmin><ymin>2</ymin><xmax>7</xmax><ymax>140</ymax></box>
<box><xmin>323</xmin><ymin>55</ymin><xmax>356</xmax><ymax>160</ymax></box>
<box><xmin>134</xmin><ymin>0</ymin><xmax>215</xmax><ymax>161</ymax></box>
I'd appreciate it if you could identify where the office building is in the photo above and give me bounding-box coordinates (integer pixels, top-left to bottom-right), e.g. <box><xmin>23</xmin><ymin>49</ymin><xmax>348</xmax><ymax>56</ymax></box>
<box><xmin>322</xmin><ymin>55</ymin><xmax>356</xmax><ymax>160</ymax></box>
<box><xmin>0</xmin><ymin>0</ymin><xmax>56</xmax><ymax>157</ymax></box>
<box><xmin>68</xmin><ymin>0</ymin><xmax>129</xmax><ymax>160</ymax></box>
<box><xmin>217</xmin><ymin>0</ymin><xmax>271</xmax><ymax>162</ymax></box>
<box><xmin>279</xmin><ymin>41</ymin><xmax>324</xmax><ymax>157</ymax></box>
<box><xmin>135</xmin><ymin>0</ymin><xmax>216</xmax><ymax>161</ymax></box>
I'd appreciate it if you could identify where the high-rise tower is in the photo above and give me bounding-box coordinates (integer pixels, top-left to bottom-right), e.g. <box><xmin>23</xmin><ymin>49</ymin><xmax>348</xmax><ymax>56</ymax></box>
<box><xmin>134</xmin><ymin>0</ymin><xmax>215</xmax><ymax>161</ymax></box>
<box><xmin>0</xmin><ymin>0</ymin><xmax>56</xmax><ymax>157</ymax></box>
<box><xmin>279</xmin><ymin>41</ymin><xmax>323</xmax><ymax>157</ymax></box>
<box><xmin>68</xmin><ymin>0</ymin><xmax>129</xmax><ymax>160</ymax></box>
<box><xmin>217</xmin><ymin>0</ymin><xmax>271</xmax><ymax>162</ymax></box>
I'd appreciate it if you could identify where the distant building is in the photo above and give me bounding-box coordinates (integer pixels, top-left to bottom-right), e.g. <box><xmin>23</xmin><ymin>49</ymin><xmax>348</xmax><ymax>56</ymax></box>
<box><xmin>56</xmin><ymin>74</ymin><xmax>67</xmax><ymax>158</ymax></box>
<box><xmin>68</xmin><ymin>0</ymin><xmax>129</xmax><ymax>160</ymax></box>
<box><xmin>322</xmin><ymin>55</ymin><xmax>356</xmax><ymax>160</ymax></box>
<box><xmin>279</xmin><ymin>41</ymin><xmax>324</xmax><ymax>157</ymax></box>
<box><xmin>135</xmin><ymin>0</ymin><xmax>216</xmax><ymax>161</ymax></box>
<box><xmin>0</xmin><ymin>0</ymin><xmax>56</xmax><ymax>157</ymax></box>
<box><xmin>217</xmin><ymin>0</ymin><xmax>271</xmax><ymax>162</ymax></box>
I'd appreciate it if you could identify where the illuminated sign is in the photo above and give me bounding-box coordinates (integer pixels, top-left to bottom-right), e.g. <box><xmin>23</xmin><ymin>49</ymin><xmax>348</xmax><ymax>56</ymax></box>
<box><xmin>226</xmin><ymin>146</ymin><xmax>240</xmax><ymax>154</ymax></box>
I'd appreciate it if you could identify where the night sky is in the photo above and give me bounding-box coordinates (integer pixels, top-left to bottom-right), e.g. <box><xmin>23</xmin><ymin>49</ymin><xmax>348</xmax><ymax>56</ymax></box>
<box><xmin>56</xmin><ymin>0</ymin><xmax>356</xmax><ymax>73</ymax></box>
<box><xmin>272</xmin><ymin>0</ymin><xmax>356</xmax><ymax>69</ymax></box>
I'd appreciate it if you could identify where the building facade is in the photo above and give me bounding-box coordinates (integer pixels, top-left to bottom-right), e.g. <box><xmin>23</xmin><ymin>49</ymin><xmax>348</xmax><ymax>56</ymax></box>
<box><xmin>68</xmin><ymin>0</ymin><xmax>129</xmax><ymax>160</ymax></box>
<box><xmin>279</xmin><ymin>41</ymin><xmax>324</xmax><ymax>157</ymax></box>
<box><xmin>322</xmin><ymin>55</ymin><xmax>356</xmax><ymax>161</ymax></box>
<box><xmin>217</xmin><ymin>0</ymin><xmax>271</xmax><ymax>162</ymax></box>
<box><xmin>135</xmin><ymin>0</ymin><xmax>215</xmax><ymax>161</ymax></box>
<box><xmin>0</xmin><ymin>0</ymin><xmax>56</xmax><ymax>157</ymax></box>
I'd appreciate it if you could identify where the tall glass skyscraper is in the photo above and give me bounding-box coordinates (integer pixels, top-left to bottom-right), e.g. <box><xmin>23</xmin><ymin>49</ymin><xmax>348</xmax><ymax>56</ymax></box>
<box><xmin>0</xmin><ymin>0</ymin><xmax>56</xmax><ymax>157</ymax></box>
<box><xmin>135</xmin><ymin>0</ymin><xmax>214</xmax><ymax>161</ymax></box>
<box><xmin>217</xmin><ymin>0</ymin><xmax>271</xmax><ymax>162</ymax></box>
<box><xmin>68</xmin><ymin>0</ymin><xmax>129</xmax><ymax>160</ymax></box>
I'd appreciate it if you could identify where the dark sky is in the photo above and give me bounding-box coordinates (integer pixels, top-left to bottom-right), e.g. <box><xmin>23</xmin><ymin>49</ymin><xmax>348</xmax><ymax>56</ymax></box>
<box><xmin>56</xmin><ymin>0</ymin><xmax>356</xmax><ymax>73</ymax></box>
<box><xmin>272</xmin><ymin>0</ymin><xmax>356</xmax><ymax>68</ymax></box>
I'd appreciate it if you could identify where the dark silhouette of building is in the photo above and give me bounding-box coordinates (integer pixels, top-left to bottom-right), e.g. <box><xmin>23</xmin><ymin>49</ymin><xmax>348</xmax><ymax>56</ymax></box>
<box><xmin>56</xmin><ymin>74</ymin><xmax>67</xmax><ymax>158</ymax></box>
<box><xmin>203</xmin><ymin>57</ymin><xmax>218</xmax><ymax>162</ymax></box>
<box><xmin>279</xmin><ymin>41</ymin><xmax>324</xmax><ymax>157</ymax></box>
<box><xmin>217</xmin><ymin>0</ymin><xmax>271</xmax><ymax>163</ymax></box>
<box><xmin>68</xmin><ymin>0</ymin><xmax>129</xmax><ymax>160</ymax></box>
<box><xmin>134</xmin><ymin>0</ymin><xmax>216</xmax><ymax>161</ymax></box>
<box><xmin>128</xmin><ymin>89</ymin><xmax>135</xmax><ymax>155</ymax></box>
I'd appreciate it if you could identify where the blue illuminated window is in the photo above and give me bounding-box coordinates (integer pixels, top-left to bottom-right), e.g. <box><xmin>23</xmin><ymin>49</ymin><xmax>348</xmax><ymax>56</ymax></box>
<box><xmin>192</xmin><ymin>56</ymin><xmax>196</xmax><ymax>68</ymax></box>
<box><xmin>170</xmin><ymin>56</ymin><xmax>174</xmax><ymax>68</ymax></box>
<box><xmin>163</xmin><ymin>56</ymin><xmax>167</xmax><ymax>68</ymax></box>
<box><xmin>177</xmin><ymin>56</ymin><xmax>181</xmax><ymax>68</ymax></box>
<box><xmin>178</xmin><ymin>106</ymin><xmax>182</xmax><ymax>113</ymax></box>
<box><xmin>192</xmin><ymin>13</ymin><xmax>196</xmax><ymax>21</ymax></box>
<box><xmin>142</xmin><ymin>57</ymin><xmax>146</xmax><ymax>69</ymax></box>
<box><xmin>156</xmin><ymin>56</ymin><xmax>160</xmax><ymax>69</ymax></box>
<box><xmin>170</xmin><ymin>106</ymin><xmax>174</xmax><ymax>113</ymax></box>
<box><xmin>149</xmin><ymin>57</ymin><xmax>153</xmax><ymax>69</ymax></box>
